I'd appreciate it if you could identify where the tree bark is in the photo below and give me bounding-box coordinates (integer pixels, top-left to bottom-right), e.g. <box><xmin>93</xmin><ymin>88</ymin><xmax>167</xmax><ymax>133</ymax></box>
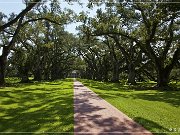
<box><xmin>21</xmin><ymin>75</ymin><xmax>29</xmax><ymax>83</ymax></box>
<box><xmin>156</xmin><ymin>48</ymin><xmax>179</xmax><ymax>88</ymax></box>
<box><xmin>111</xmin><ymin>63</ymin><xmax>119</xmax><ymax>83</ymax></box>
<box><xmin>127</xmin><ymin>63</ymin><xmax>136</xmax><ymax>85</ymax></box>
<box><xmin>0</xmin><ymin>56</ymin><xmax>6</xmax><ymax>86</ymax></box>
<box><xmin>51</xmin><ymin>69</ymin><xmax>57</xmax><ymax>80</ymax></box>
<box><xmin>33</xmin><ymin>69</ymin><xmax>42</xmax><ymax>81</ymax></box>
<box><xmin>0</xmin><ymin>17</ymin><xmax>24</xmax><ymax>86</ymax></box>
<box><xmin>103</xmin><ymin>69</ymin><xmax>109</xmax><ymax>82</ymax></box>
<box><xmin>20</xmin><ymin>66</ymin><xmax>30</xmax><ymax>83</ymax></box>
<box><xmin>44</xmin><ymin>73</ymin><xmax>50</xmax><ymax>80</ymax></box>
<box><xmin>156</xmin><ymin>67</ymin><xmax>171</xmax><ymax>87</ymax></box>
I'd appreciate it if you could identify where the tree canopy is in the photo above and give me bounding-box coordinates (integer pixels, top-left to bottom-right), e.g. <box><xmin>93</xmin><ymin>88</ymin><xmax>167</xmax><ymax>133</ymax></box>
<box><xmin>0</xmin><ymin>0</ymin><xmax>179</xmax><ymax>89</ymax></box>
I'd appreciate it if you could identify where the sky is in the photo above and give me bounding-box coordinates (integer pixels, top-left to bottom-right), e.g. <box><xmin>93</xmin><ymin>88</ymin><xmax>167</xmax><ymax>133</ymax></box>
<box><xmin>0</xmin><ymin>0</ymin><xmax>100</xmax><ymax>34</ymax></box>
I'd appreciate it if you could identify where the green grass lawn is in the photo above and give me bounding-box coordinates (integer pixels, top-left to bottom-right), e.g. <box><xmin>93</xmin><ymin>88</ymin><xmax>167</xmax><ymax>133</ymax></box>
<box><xmin>0</xmin><ymin>78</ymin><xmax>73</xmax><ymax>133</ymax></box>
<box><xmin>79</xmin><ymin>79</ymin><xmax>180</xmax><ymax>134</ymax></box>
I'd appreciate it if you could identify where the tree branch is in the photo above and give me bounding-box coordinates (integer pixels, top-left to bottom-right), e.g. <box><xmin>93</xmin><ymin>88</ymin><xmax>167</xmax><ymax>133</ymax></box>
<box><xmin>165</xmin><ymin>47</ymin><xmax>180</xmax><ymax>71</ymax></box>
<box><xmin>22</xmin><ymin>17</ymin><xmax>63</xmax><ymax>27</ymax></box>
<box><xmin>3</xmin><ymin>17</ymin><xmax>24</xmax><ymax>57</ymax></box>
<box><xmin>162</xmin><ymin>16</ymin><xmax>175</xmax><ymax>61</ymax></box>
<box><xmin>0</xmin><ymin>0</ymin><xmax>41</xmax><ymax>31</ymax></box>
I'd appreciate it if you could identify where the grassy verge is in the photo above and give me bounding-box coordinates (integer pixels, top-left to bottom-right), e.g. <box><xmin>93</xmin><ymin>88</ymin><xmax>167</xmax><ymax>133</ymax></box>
<box><xmin>0</xmin><ymin>78</ymin><xmax>73</xmax><ymax>133</ymax></box>
<box><xmin>78</xmin><ymin>79</ymin><xmax>180</xmax><ymax>134</ymax></box>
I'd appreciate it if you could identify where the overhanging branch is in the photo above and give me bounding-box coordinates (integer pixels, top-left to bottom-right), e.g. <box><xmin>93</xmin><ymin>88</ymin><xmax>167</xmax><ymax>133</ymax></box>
<box><xmin>22</xmin><ymin>17</ymin><xmax>64</xmax><ymax>26</ymax></box>
<box><xmin>0</xmin><ymin>0</ymin><xmax>41</xmax><ymax>31</ymax></box>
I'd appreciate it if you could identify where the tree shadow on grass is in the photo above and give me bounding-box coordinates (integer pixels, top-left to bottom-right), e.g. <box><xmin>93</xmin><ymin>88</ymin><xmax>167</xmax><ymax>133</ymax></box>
<box><xmin>81</xmin><ymin>79</ymin><xmax>180</xmax><ymax>91</ymax></box>
<box><xmin>133</xmin><ymin>117</ymin><xmax>169</xmax><ymax>135</ymax></box>
<box><xmin>81</xmin><ymin>80</ymin><xmax>130</xmax><ymax>91</ymax></box>
<box><xmin>132</xmin><ymin>91</ymin><xmax>180</xmax><ymax>107</ymax></box>
<box><xmin>94</xmin><ymin>89</ymin><xmax>180</xmax><ymax>108</ymax></box>
<box><xmin>80</xmin><ymin>79</ymin><xmax>180</xmax><ymax>107</ymax></box>
<box><xmin>0</xmin><ymin>82</ymin><xmax>73</xmax><ymax>134</ymax></box>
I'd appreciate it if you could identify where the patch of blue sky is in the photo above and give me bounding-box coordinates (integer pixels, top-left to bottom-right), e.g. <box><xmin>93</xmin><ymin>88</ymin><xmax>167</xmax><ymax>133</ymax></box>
<box><xmin>0</xmin><ymin>0</ymin><xmax>104</xmax><ymax>34</ymax></box>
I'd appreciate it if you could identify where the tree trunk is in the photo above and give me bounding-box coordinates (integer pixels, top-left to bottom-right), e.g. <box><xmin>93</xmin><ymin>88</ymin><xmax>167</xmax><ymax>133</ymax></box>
<box><xmin>111</xmin><ymin>63</ymin><xmax>119</xmax><ymax>83</ymax></box>
<box><xmin>51</xmin><ymin>70</ymin><xmax>57</xmax><ymax>80</ymax></box>
<box><xmin>85</xmin><ymin>68</ymin><xmax>91</xmax><ymax>79</ymax></box>
<box><xmin>127</xmin><ymin>63</ymin><xmax>136</xmax><ymax>85</ymax></box>
<box><xmin>45</xmin><ymin>73</ymin><xmax>50</xmax><ymax>80</ymax></box>
<box><xmin>0</xmin><ymin>56</ymin><xmax>6</xmax><ymax>86</ymax></box>
<box><xmin>34</xmin><ymin>69</ymin><xmax>42</xmax><ymax>81</ymax></box>
<box><xmin>103</xmin><ymin>70</ymin><xmax>109</xmax><ymax>82</ymax></box>
<box><xmin>96</xmin><ymin>72</ymin><xmax>103</xmax><ymax>81</ymax></box>
<box><xmin>20</xmin><ymin>67</ymin><xmax>29</xmax><ymax>83</ymax></box>
<box><xmin>21</xmin><ymin>75</ymin><xmax>29</xmax><ymax>83</ymax></box>
<box><xmin>156</xmin><ymin>68</ymin><xmax>171</xmax><ymax>88</ymax></box>
<box><xmin>156</xmin><ymin>48</ymin><xmax>180</xmax><ymax>88</ymax></box>
<box><xmin>44</xmin><ymin>69</ymin><xmax>50</xmax><ymax>80</ymax></box>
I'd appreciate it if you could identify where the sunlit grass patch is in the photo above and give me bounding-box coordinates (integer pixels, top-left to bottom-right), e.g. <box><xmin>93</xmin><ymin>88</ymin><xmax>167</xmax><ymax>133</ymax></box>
<box><xmin>0</xmin><ymin>78</ymin><xmax>73</xmax><ymax>133</ymax></box>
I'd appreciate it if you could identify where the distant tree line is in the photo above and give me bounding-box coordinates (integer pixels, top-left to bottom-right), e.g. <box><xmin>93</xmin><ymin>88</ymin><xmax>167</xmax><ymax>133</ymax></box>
<box><xmin>76</xmin><ymin>0</ymin><xmax>180</xmax><ymax>88</ymax></box>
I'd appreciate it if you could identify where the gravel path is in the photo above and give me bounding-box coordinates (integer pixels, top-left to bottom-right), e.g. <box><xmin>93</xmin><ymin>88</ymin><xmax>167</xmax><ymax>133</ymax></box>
<box><xmin>74</xmin><ymin>80</ymin><xmax>153</xmax><ymax>135</ymax></box>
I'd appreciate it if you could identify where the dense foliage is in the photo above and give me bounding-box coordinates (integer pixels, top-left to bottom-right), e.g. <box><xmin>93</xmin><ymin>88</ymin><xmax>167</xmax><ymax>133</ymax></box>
<box><xmin>0</xmin><ymin>0</ymin><xmax>179</xmax><ymax>88</ymax></box>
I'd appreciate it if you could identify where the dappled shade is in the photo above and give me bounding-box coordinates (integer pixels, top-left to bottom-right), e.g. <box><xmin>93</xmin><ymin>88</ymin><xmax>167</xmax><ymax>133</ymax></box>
<box><xmin>0</xmin><ymin>79</ymin><xmax>73</xmax><ymax>133</ymax></box>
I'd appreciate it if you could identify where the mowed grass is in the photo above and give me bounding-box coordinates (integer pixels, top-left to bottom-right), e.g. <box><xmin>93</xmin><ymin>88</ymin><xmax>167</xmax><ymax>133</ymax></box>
<box><xmin>79</xmin><ymin>79</ymin><xmax>180</xmax><ymax>134</ymax></box>
<box><xmin>0</xmin><ymin>78</ymin><xmax>73</xmax><ymax>133</ymax></box>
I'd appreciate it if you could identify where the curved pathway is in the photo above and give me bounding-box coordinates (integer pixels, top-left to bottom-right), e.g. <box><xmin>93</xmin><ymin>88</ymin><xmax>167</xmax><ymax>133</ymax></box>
<box><xmin>74</xmin><ymin>80</ymin><xmax>153</xmax><ymax>135</ymax></box>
